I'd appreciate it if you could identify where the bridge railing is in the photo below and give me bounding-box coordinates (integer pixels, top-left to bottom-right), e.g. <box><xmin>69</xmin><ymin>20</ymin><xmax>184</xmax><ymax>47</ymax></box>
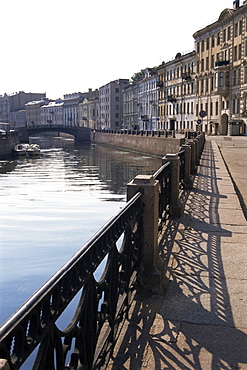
<box><xmin>0</xmin><ymin>132</ymin><xmax>205</xmax><ymax>370</ymax></box>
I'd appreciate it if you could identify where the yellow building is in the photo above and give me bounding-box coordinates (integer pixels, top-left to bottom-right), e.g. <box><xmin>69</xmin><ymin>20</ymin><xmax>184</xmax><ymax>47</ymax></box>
<box><xmin>193</xmin><ymin>0</ymin><xmax>247</xmax><ymax>135</ymax></box>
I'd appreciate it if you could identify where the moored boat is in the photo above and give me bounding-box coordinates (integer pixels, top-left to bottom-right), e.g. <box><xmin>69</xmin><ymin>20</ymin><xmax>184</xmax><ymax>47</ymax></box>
<box><xmin>26</xmin><ymin>144</ymin><xmax>40</xmax><ymax>157</ymax></box>
<box><xmin>14</xmin><ymin>143</ymin><xmax>29</xmax><ymax>157</ymax></box>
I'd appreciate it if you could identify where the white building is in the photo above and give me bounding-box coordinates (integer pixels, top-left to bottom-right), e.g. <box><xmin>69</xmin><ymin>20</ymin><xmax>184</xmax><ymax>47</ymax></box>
<box><xmin>41</xmin><ymin>101</ymin><xmax>64</xmax><ymax>126</ymax></box>
<box><xmin>137</xmin><ymin>68</ymin><xmax>159</xmax><ymax>130</ymax></box>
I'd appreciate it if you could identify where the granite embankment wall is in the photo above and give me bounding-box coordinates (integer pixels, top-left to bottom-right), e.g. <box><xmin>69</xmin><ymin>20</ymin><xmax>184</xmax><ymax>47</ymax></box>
<box><xmin>91</xmin><ymin>131</ymin><xmax>185</xmax><ymax>157</ymax></box>
<box><xmin>0</xmin><ymin>134</ymin><xmax>19</xmax><ymax>159</ymax></box>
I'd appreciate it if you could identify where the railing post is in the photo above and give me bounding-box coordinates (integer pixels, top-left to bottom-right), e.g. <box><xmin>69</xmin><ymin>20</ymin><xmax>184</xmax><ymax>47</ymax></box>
<box><xmin>188</xmin><ymin>140</ymin><xmax>197</xmax><ymax>174</ymax></box>
<box><xmin>162</xmin><ymin>154</ymin><xmax>183</xmax><ymax>217</ymax></box>
<box><xmin>127</xmin><ymin>175</ymin><xmax>165</xmax><ymax>291</ymax></box>
<box><xmin>181</xmin><ymin>144</ymin><xmax>193</xmax><ymax>189</ymax></box>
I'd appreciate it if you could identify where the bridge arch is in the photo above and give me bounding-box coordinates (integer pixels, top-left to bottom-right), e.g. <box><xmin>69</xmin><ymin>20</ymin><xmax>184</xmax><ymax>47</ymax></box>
<box><xmin>26</xmin><ymin>125</ymin><xmax>91</xmax><ymax>142</ymax></box>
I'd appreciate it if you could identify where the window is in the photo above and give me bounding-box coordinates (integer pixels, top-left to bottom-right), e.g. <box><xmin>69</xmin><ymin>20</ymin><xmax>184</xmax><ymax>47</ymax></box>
<box><xmin>211</xmin><ymin>76</ymin><xmax>214</xmax><ymax>91</ymax></box>
<box><xmin>115</xmin><ymin>88</ymin><xmax>119</xmax><ymax>93</ymax></box>
<box><xmin>210</xmin><ymin>101</ymin><xmax>213</xmax><ymax>116</ymax></box>
<box><xmin>217</xmin><ymin>32</ymin><xmax>220</xmax><ymax>45</ymax></box>
<box><xmin>234</xmin><ymin>45</ymin><xmax>238</xmax><ymax>61</ymax></box>
<box><xmin>224</xmin><ymin>49</ymin><xmax>229</xmax><ymax>61</ymax></box>
<box><xmin>201</xmin><ymin>79</ymin><xmax>204</xmax><ymax>94</ymax></box>
<box><xmin>206</xmin><ymin>38</ymin><xmax>209</xmax><ymax>50</ymax></box>
<box><xmin>226</xmin><ymin>71</ymin><xmax>230</xmax><ymax>87</ymax></box>
<box><xmin>191</xmin><ymin>102</ymin><xmax>194</xmax><ymax>114</ymax></box>
<box><xmin>211</xmin><ymin>35</ymin><xmax>215</xmax><ymax>47</ymax></box>
<box><xmin>216</xmin><ymin>101</ymin><xmax>219</xmax><ymax>115</ymax></box>
<box><xmin>197</xmin><ymin>60</ymin><xmax>200</xmax><ymax>73</ymax></box>
<box><xmin>239</xmin><ymin>20</ymin><xmax>243</xmax><ymax>35</ymax></box>
<box><xmin>201</xmin><ymin>59</ymin><xmax>204</xmax><ymax>72</ymax></box>
<box><xmin>219</xmin><ymin>72</ymin><xmax>224</xmax><ymax>87</ymax></box>
<box><xmin>197</xmin><ymin>42</ymin><xmax>200</xmax><ymax>53</ymax></box>
<box><xmin>233</xmin><ymin>70</ymin><xmax>237</xmax><ymax>86</ymax></box>
<box><xmin>223</xmin><ymin>29</ymin><xmax>226</xmax><ymax>42</ymax></box>
<box><xmin>239</xmin><ymin>44</ymin><xmax>242</xmax><ymax>59</ymax></box>
<box><xmin>245</xmin><ymin>66</ymin><xmax>247</xmax><ymax>83</ymax></box>
<box><xmin>206</xmin><ymin>57</ymin><xmax>209</xmax><ymax>70</ymax></box>
<box><xmin>235</xmin><ymin>23</ymin><xmax>238</xmax><ymax>37</ymax></box>
<box><xmin>201</xmin><ymin>40</ymin><xmax>205</xmax><ymax>52</ymax></box>
<box><xmin>211</xmin><ymin>55</ymin><xmax>215</xmax><ymax>68</ymax></box>
<box><xmin>227</xmin><ymin>26</ymin><xmax>231</xmax><ymax>40</ymax></box>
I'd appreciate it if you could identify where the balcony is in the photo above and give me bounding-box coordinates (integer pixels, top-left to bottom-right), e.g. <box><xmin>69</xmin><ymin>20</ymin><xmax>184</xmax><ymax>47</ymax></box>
<box><xmin>156</xmin><ymin>81</ymin><xmax>164</xmax><ymax>88</ymax></box>
<box><xmin>141</xmin><ymin>115</ymin><xmax>149</xmax><ymax>121</ymax></box>
<box><xmin>182</xmin><ymin>73</ymin><xmax>192</xmax><ymax>81</ymax></box>
<box><xmin>167</xmin><ymin>95</ymin><xmax>177</xmax><ymax>103</ymax></box>
<box><xmin>215</xmin><ymin>60</ymin><xmax>230</xmax><ymax>67</ymax></box>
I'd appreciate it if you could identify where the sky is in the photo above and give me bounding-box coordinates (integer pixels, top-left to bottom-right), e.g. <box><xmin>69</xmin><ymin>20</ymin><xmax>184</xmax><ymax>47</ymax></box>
<box><xmin>1</xmin><ymin>0</ymin><xmax>237</xmax><ymax>100</ymax></box>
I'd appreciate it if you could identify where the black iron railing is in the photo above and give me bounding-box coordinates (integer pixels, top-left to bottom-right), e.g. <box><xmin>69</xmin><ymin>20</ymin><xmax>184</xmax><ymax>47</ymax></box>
<box><xmin>0</xmin><ymin>131</ymin><xmax>205</xmax><ymax>369</ymax></box>
<box><xmin>153</xmin><ymin>162</ymin><xmax>172</xmax><ymax>231</ymax></box>
<box><xmin>178</xmin><ymin>149</ymin><xmax>185</xmax><ymax>188</ymax></box>
<box><xmin>0</xmin><ymin>192</ymin><xmax>143</xmax><ymax>370</ymax></box>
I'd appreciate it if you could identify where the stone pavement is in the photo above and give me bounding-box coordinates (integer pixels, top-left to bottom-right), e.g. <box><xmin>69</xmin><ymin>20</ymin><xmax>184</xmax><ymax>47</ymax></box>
<box><xmin>108</xmin><ymin>138</ymin><xmax>247</xmax><ymax>369</ymax></box>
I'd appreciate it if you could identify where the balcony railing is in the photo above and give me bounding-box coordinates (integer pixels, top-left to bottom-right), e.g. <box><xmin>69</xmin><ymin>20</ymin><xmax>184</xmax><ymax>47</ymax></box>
<box><xmin>215</xmin><ymin>60</ymin><xmax>230</xmax><ymax>67</ymax></box>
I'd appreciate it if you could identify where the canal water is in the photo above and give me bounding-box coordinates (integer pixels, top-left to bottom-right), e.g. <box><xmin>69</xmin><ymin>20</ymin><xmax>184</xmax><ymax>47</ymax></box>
<box><xmin>0</xmin><ymin>136</ymin><xmax>162</xmax><ymax>326</ymax></box>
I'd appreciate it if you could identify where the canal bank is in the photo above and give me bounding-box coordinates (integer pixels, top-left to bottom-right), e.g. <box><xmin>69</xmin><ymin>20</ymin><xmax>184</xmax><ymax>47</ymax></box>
<box><xmin>91</xmin><ymin>130</ymin><xmax>185</xmax><ymax>157</ymax></box>
<box><xmin>0</xmin><ymin>131</ymin><xmax>19</xmax><ymax>159</ymax></box>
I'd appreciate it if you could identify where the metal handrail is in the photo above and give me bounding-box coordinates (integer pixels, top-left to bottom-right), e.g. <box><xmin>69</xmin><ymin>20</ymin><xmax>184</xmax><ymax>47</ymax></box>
<box><xmin>153</xmin><ymin>162</ymin><xmax>172</xmax><ymax>230</ymax></box>
<box><xmin>0</xmin><ymin>192</ymin><xmax>143</xmax><ymax>370</ymax></box>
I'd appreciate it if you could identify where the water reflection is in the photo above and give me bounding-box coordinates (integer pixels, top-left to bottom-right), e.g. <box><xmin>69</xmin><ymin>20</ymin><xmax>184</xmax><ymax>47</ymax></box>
<box><xmin>0</xmin><ymin>136</ymin><xmax>162</xmax><ymax>325</ymax></box>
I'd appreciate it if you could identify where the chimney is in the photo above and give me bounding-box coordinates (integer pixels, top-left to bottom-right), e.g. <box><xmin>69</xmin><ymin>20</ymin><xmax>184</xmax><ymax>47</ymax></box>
<box><xmin>233</xmin><ymin>0</ymin><xmax>240</xmax><ymax>9</ymax></box>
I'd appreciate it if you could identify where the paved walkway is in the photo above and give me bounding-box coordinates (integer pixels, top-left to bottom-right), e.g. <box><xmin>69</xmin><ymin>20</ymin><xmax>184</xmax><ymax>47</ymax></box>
<box><xmin>108</xmin><ymin>138</ymin><xmax>247</xmax><ymax>369</ymax></box>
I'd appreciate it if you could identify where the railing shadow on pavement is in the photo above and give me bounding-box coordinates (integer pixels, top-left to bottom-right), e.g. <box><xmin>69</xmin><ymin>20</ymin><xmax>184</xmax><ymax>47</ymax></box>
<box><xmin>0</xmin><ymin>132</ymin><xmax>207</xmax><ymax>370</ymax></box>
<box><xmin>108</xmin><ymin>141</ymin><xmax>247</xmax><ymax>370</ymax></box>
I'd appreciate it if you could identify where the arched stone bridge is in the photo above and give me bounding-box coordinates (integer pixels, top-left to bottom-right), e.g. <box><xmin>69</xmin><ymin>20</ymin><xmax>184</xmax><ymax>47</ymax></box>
<box><xmin>20</xmin><ymin>125</ymin><xmax>91</xmax><ymax>142</ymax></box>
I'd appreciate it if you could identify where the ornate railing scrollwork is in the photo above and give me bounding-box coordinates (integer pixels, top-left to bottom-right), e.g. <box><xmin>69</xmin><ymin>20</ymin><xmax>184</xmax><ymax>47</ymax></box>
<box><xmin>153</xmin><ymin>162</ymin><xmax>171</xmax><ymax>231</ymax></box>
<box><xmin>0</xmin><ymin>192</ymin><xmax>143</xmax><ymax>370</ymax></box>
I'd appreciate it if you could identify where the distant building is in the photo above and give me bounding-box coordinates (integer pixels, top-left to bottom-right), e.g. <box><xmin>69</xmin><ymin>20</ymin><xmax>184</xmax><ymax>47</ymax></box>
<box><xmin>78</xmin><ymin>90</ymin><xmax>99</xmax><ymax>129</ymax></box>
<box><xmin>157</xmin><ymin>52</ymin><xmax>196</xmax><ymax>131</ymax></box>
<box><xmin>0</xmin><ymin>91</ymin><xmax>46</xmax><ymax>126</ymax></box>
<box><xmin>41</xmin><ymin>101</ymin><xmax>64</xmax><ymax>126</ymax></box>
<box><xmin>193</xmin><ymin>0</ymin><xmax>247</xmax><ymax>135</ymax></box>
<box><xmin>99</xmin><ymin>79</ymin><xmax>129</xmax><ymax>129</ymax></box>
<box><xmin>122</xmin><ymin>83</ymin><xmax>138</xmax><ymax>130</ymax></box>
<box><xmin>63</xmin><ymin>90</ymin><xmax>93</xmax><ymax>127</ymax></box>
<box><xmin>26</xmin><ymin>99</ymin><xmax>50</xmax><ymax>127</ymax></box>
<box><xmin>136</xmin><ymin>68</ymin><xmax>158</xmax><ymax>130</ymax></box>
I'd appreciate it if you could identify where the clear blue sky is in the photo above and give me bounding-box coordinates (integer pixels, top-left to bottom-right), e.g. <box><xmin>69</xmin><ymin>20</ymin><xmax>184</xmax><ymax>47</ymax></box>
<box><xmin>1</xmin><ymin>0</ymin><xmax>236</xmax><ymax>99</ymax></box>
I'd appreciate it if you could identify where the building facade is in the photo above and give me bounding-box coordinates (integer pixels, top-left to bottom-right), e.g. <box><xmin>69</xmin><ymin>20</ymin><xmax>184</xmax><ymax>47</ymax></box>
<box><xmin>0</xmin><ymin>91</ymin><xmax>46</xmax><ymax>125</ymax></box>
<box><xmin>137</xmin><ymin>68</ymin><xmax>159</xmax><ymax>130</ymax></box>
<box><xmin>40</xmin><ymin>101</ymin><xmax>64</xmax><ymax>126</ymax></box>
<box><xmin>122</xmin><ymin>83</ymin><xmax>138</xmax><ymax>130</ymax></box>
<box><xmin>99</xmin><ymin>79</ymin><xmax>129</xmax><ymax>129</ymax></box>
<box><xmin>26</xmin><ymin>99</ymin><xmax>50</xmax><ymax>128</ymax></box>
<box><xmin>63</xmin><ymin>91</ymin><xmax>91</xmax><ymax>127</ymax></box>
<box><xmin>157</xmin><ymin>52</ymin><xmax>196</xmax><ymax>131</ymax></box>
<box><xmin>78</xmin><ymin>90</ymin><xmax>99</xmax><ymax>129</ymax></box>
<box><xmin>193</xmin><ymin>0</ymin><xmax>247</xmax><ymax>135</ymax></box>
